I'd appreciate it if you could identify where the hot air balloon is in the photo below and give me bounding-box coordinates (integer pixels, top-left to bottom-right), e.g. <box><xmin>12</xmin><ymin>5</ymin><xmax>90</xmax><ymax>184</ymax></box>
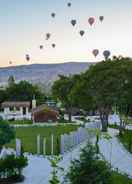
<box><xmin>46</xmin><ymin>33</ymin><xmax>51</xmax><ymax>40</ymax></box>
<box><xmin>71</xmin><ymin>19</ymin><xmax>76</xmax><ymax>26</ymax></box>
<box><xmin>26</xmin><ymin>54</ymin><xmax>30</xmax><ymax>61</ymax></box>
<box><xmin>79</xmin><ymin>30</ymin><xmax>85</xmax><ymax>36</ymax></box>
<box><xmin>52</xmin><ymin>44</ymin><xmax>56</xmax><ymax>48</ymax></box>
<box><xmin>92</xmin><ymin>49</ymin><xmax>99</xmax><ymax>57</ymax></box>
<box><xmin>99</xmin><ymin>16</ymin><xmax>104</xmax><ymax>22</ymax></box>
<box><xmin>51</xmin><ymin>13</ymin><xmax>56</xmax><ymax>18</ymax></box>
<box><xmin>88</xmin><ymin>17</ymin><xmax>95</xmax><ymax>26</ymax></box>
<box><xmin>103</xmin><ymin>50</ymin><xmax>111</xmax><ymax>60</ymax></box>
<box><xmin>9</xmin><ymin>61</ymin><xmax>12</xmax><ymax>65</ymax></box>
<box><xmin>40</xmin><ymin>45</ymin><xmax>43</xmax><ymax>49</ymax></box>
<box><xmin>67</xmin><ymin>2</ymin><xmax>71</xmax><ymax>7</ymax></box>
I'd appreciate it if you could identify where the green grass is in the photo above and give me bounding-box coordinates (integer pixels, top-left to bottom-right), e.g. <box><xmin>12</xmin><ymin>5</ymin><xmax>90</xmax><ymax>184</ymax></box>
<box><xmin>119</xmin><ymin>130</ymin><xmax>132</xmax><ymax>153</ymax></box>
<box><xmin>111</xmin><ymin>171</ymin><xmax>132</xmax><ymax>184</ymax></box>
<box><xmin>126</xmin><ymin>118</ymin><xmax>132</xmax><ymax>125</ymax></box>
<box><xmin>7</xmin><ymin>125</ymin><xmax>79</xmax><ymax>155</ymax></box>
<box><xmin>109</xmin><ymin>124</ymin><xmax>119</xmax><ymax>129</ymax></box>
<box><xmin>108</xmin><ymin>124</ymin><xmax>132</xmax><ymax>153</ymax></box>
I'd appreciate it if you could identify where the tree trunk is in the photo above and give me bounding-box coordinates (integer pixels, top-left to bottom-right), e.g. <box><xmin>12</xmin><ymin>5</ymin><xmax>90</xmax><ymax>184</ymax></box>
<box><xmin>100</xmin><ymin>113</ymin><xmax>108</xmax><ymax>132</ymax></box>
<box><xmin>67</xmin><ymin>106</ymin><xmax>72</xmax><ymax>122</ymax></box>
<box><xmin>119</xmin><ymin>118</ymin><xmax>124</xmax><ymax>136</ymax></box>
<box><xmin>0</xmin><ymin>146</ymin><xmax>2</xmax><ymax>154</ymax></box>
<box><xmin>68</xmin><ymin>112</ymin><xmax>72</xmax><ymax>122</ymax></box>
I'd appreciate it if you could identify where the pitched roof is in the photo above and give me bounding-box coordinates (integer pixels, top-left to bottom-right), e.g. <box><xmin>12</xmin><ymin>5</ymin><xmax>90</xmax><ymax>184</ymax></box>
<box><xmin>32</xmin><ymin>104</ymin><xmax>59</xmax><ymax>114</ymax></box>
<box><xmin>1</xmin><ymin>101</ymin><xmax>30</xmax><ymax>108</ymax></box>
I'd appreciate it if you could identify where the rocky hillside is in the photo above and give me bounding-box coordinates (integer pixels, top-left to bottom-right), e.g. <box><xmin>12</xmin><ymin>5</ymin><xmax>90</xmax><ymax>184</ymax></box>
<box><xmin>0</xmin><ymin>62</ymin><xmax>94</xmax><ymax>91</ymax></box>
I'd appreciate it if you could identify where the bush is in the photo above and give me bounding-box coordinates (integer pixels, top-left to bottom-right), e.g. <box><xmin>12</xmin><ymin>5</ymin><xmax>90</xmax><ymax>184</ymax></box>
<box><xmin>0</xmin><ymin>155</ymin><xmax>28</xmax><ymax>179</ymax></box>
<box><xmin>65</xmin><ymin>143</ymin><xmax>112</xmax><ymax>184</ymax></box>
<box><xmin>119</xmin><ymin>130</ymin><xmax>132</xmax><ymax>153</ymax></box>
<box><xmin>0</xmin><ymin>121</ymin><xmax>15</xmax><ymax>150</ymax></box>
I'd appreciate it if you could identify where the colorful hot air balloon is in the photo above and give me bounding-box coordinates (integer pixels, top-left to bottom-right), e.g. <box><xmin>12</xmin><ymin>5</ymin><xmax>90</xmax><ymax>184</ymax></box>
<box><xmin>79</xmin><ymin>30</ymin><xmax>85</xmax><ymax>36</ymax></box>
<box><xmin>67</xmin><ymin>2</ymin><xmax>71</xmax><ymax>7</ymax></box>
<box><xmin>103</xmin><ymin>50</ymin><xmax>111</xmax><ymax>60</ymax></box>
<box><xmin>88</xmin><ymin>17</ymin><xmax>95</xmax><ymax>26</ymax></box>
<box><xmin>92</xmin><ymin>49</ymin><xmax>99</xmax><ymax>57</ymax></box>
<box><xmin>26</xmin><ymin>54</ymin><xmax>30</xmax><ymax>61</ymax></box>
<box><xmin>46</xmin><ymin>33</ymin><xmax>51</xmax><ymax>40</ymax></box>
<box><xmin>51</xmin><ymin>13</ymin><xmax>56</xmax><ymax>18</ymax></box>
<box><xmin>52</xmin><ymin>43</ymin><xmax>56</xmax><ymax>48</ymax></box>
<box><xmin>71</xmin><ymin>19</ymin><xmax>77</xmax><ymax>26</ymax></box>
<box><xmin>40</xmin><ymin>45</ymin><xmax>43</xmax><ymax>49</ymax></box>
<box><xmin>99</xmin><ymin>16</ymin><xmax>104</xmax><ymax>22</ymax></box>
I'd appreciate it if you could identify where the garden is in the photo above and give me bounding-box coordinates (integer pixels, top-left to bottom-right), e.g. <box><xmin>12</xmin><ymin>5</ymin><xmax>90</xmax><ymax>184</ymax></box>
<box><xmin>7</xmin><ymin>124</ymin><xmax>79</xmax><ymax>155</ymax></box>
<box><xmin>1</xmin><ymin>57</ymin><xmax>132</xmax><ymax>183</ymax></box>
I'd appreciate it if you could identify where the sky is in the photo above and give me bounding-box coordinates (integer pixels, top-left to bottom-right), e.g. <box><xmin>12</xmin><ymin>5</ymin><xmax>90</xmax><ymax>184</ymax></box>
<box><xmin>0</xmin><ymin>0</ymin><xmax>132</xmax><ymax>67</ymax></box>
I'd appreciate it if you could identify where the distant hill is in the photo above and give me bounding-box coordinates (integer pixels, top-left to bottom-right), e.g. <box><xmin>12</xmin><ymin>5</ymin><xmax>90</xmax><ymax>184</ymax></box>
<box><xmin>0</xmin><ymin>62</ymin><xmax>94</xmax><ymax>91</ymax></box>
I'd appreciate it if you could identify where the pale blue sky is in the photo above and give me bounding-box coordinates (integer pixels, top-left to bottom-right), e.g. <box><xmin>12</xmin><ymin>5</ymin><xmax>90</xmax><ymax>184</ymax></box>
<box><xmin>0</xmin><ymin>0</ymin><xmax>132</xmax><ymax>66</ymax></box>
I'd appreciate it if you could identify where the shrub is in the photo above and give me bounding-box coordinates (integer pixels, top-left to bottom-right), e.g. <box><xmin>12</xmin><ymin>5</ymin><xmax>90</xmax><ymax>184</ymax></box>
<box><xmin>0</xmin><ymin>121</ymin><xmax>15</xmax><ymax>150</ymax></box>
<box><xmin>49</xmin><ymin>156</ymin><xmax>63</xmax><ymax>184</ymax></box>
<box><xmin>0</xmin><ymin>155</ymin><xmax>28</xmax><ymax>179</ymax></box>
<box><xmin>65</xmin><ymin>143</ymin><xmax>112</xmax><ymax>184</ymax></box>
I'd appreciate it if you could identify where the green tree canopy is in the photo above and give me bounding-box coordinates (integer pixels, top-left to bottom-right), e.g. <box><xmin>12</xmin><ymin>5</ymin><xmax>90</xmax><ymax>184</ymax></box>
<box><xmin>8</xmin><ymin>75</ymin><xmax>15</xmax><ymax>87</ymax></box>
<box><xmin>6</xmin><ymin>81</ymin><xmax>46</xmax><ymax>104</ymax></box>
<box><xmin>70</xmin><ymin>57</ymin><xmax>132</xmax><ymax>131</ymax></box>
<box><xmin>0</xmin><ymin>90</ymin><xmax>7</xmax><ymax>105</ymax></box>
<box><xmin>0</xmin><ymin>121</ymin><xmax>15</xmax><ymax>150</ymax></box>
<box><xmin>52</xmin><ymin>75</ymin><xmax>80</xmax><ymax>121</ymax></box>
<box><xmin>66</xmin><ymin>143</ymin><xmax>112</xmax><ymax>184</ymax></box>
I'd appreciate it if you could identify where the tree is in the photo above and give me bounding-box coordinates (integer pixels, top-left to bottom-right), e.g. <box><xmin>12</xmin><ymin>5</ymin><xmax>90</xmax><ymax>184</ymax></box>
<box><xmin>0</xmin><ymin>121</ymin><xmax>15</xmax><ymax>150</ymax></box>
<box><xmin>70</xmin><ymin>57</ymin><xmax>132</xmax><ymax>131</ymax></box>
<box><xmin>8</xmin><ymin>76</ymin><xmax>15</xmax><ymax>87</ymax></box>
<box><xmin>0</xmin><ymin>90</ymin><xmax>7</xmax><ymax>106</ymax></box>
<box><xmin>6</xmin><ymin>81</ymin><xmax>46</xmax><ymax>104</ymax></box>
<box><xmin>66</xmin><ymin>143</ymin><xmax>112</xmax><ymax>184</ymax></box>
<box><xmin>52</xmin><ymin>75</ymin><xmax>79</xmax><ymax>121</ymax></box>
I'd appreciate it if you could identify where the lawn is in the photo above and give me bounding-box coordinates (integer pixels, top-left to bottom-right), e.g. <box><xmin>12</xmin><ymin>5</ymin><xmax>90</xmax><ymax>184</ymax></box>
<box><xmin>119</xmin><ymin>130</ymin><xmax>132</xmax><ymax>153</ymax></box>
<box><xmin>109</xmin><ymin>124</ymin><xmax>120</xmax><ymax>129</ymax></box>
<box><xmin>108</xmin><ymin>125</ymin><xmax>132</xmax><ymax>153</ymax></box>
<box><xmin>111</xmin><ymin>171</ymin><xmax>132</xmax><ymax>184</ymax></box>
<box><xmin>7</xmin><ymin>125</ymin><xmax>79</xmax><ymax>155</ymax></box>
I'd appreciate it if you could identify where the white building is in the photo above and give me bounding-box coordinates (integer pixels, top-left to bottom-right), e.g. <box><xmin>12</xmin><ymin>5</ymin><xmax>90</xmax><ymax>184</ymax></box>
<box><xmin>0</xmin><ymin>101</ymin><xmax>31</xmax><ymax>120</ymax></box>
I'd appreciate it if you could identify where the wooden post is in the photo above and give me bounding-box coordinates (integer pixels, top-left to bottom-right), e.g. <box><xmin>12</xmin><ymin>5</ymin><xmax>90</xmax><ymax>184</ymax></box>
<box><xmin>43</xmin><ymin>138</ymin><xmax>46</xmax><ymax>155</ymax></box>
<box><xmin>37</xmin><ymin>135</ymin><xmax>41</xmax><ymax>155</ymax></box>
<box><xmin>51</xmin><ymin>134</ymin><xmax>54</xmax><ymax>155</ymax></box>
<box><xmin>16</xmin><ymin>138</ymin><xmax>21</xmax><ymax>157</ymax></box>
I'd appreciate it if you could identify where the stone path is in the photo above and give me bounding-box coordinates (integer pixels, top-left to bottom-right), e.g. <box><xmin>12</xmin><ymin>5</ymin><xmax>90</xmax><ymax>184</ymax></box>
<box><xmin>18</xmin><ymin>142</ymin><xmax>86</xmax><ymax>184</ymax></box>
<box><xmin>99</xmin><ymin>128</ymin><xmax>132</xmax><ymax>177</ymax></box>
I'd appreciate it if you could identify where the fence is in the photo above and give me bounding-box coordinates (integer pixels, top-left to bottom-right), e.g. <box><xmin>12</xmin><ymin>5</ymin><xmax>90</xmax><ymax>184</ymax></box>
<box><xmin>60</xmin><ymin>127</ymin><xmax>97</xmax><ymax>155</ymax></box>
<box><xmin>14</xmin><ymin>122</ymin><xmax>101</xmax><ymax>156</ymax></box>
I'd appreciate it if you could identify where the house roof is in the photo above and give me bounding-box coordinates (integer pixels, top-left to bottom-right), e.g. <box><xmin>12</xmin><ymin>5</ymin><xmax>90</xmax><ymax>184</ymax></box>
<box><xmin>1</xmin><ymin>101</ymin><xmax>30</xmax><ymax>108</ymax></box>
<box><xmin>32</xmin><ymin>104</ymin><xmax>59</xmax><ymax>114</ymax></box>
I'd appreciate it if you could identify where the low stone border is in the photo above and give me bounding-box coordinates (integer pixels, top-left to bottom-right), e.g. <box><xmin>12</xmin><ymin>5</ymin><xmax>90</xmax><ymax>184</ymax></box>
<box><xmin>11</xmin><ymin>123</ymin><xmax>81</xmax><ymax>128</ymax></box>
